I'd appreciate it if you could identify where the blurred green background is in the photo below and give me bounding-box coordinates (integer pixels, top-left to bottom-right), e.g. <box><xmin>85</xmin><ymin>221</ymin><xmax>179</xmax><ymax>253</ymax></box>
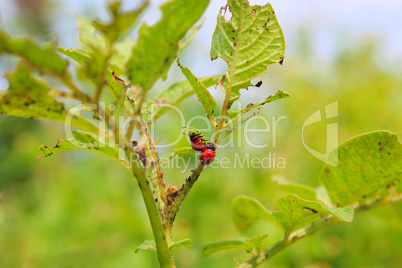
<box><xmin>1</xmin><ymin>0</ymin><xmax>401</xmax><ymax>267</ymax></box>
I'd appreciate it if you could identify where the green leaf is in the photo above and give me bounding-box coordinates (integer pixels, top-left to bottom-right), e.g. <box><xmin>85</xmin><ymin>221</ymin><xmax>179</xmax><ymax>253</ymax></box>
<box><xmin>126</xmin><ymin>0</ymin><xmax>210</xmax><ymax>90</ymax></box>
<box><xmin>211</xmin><ymin>0</ymin><xmax>285</xmax><ymax>105</ymax></box>
<box><xmin>227</xmin><ymin>90</ymin><xmax>290</xmax><ymax>121</ymax></box>
<box><xmin>177</xmin><ymin>59</ymin><xmax>218</xmax><ymax>118</ymax></box>
<box><xmin>141</xmin><ymin>99</ymin><xmax>160</xmax><ymax>123</ymax></box>
<box><xmin>232</xmin><ymin>195</ymin><xmax>271</xmax><ymax>231</ymax></box>
<box><xmin>319</xmin><ymin>131</ymin><xmax>402</xmax><ymax>207</ymax></box>
<box><xmin>135</xmin><ymin>238</ymin><xmax>192</xmax><ymax>253</ymax></box>
<box><xmin>272</xmin><ymin>194</ymin><xmax>354</xmax><ymax>233</ymax></box>
<box><xmin>92</xmin><ymin>0</ymin><xmax>148</xmax><ymax>44</ymax></box>
<box><xmin>37</xmin><ymin>131</ymin><xmax>128</xmax><ymax>168</ymax></box>
<box><xmin>168</xmin><ymin>238</ymin><xmax>192</xmax><ymax>251</ymax></box>
<box><xmin>202</xmin><ymin>234</ymin><xmax>268</xmax><ymax>258</ymax></box>
<box><xmin>57</xmin><ymin>47</ymin><xmax>125</xmax><ymax>101</ymax></box>
<box><xmin>76</xmin><ymin>16</ymin><xmax>107</xmax><ymax>52</ymax></box>
<box><xmin>6</xmin><ymin>62</ymin><xmax>51</xmax><ymax>93</ymax></box>
<box><xmin>134</xmin><ymin>240</ymin><xmax>156</xmax><ymax>253</ymax></box>
<box><xmin>153</xmin><ymin>75</ymin><xmax>221</xmax><ymax>120</ymax></box>
<box><xmin>0</xmin><ymin>31</ymin><xmax>70</xmax><ymax>77</ymax></box>
<box><xmin>272</xmin><ymin>175</ymin><xmax>318</xmax><ymax>201</ymax></box>
<box><xmin>0</xmin><ymin>91</ymin><xmax>98</xmax><ymax>133</ymax></box>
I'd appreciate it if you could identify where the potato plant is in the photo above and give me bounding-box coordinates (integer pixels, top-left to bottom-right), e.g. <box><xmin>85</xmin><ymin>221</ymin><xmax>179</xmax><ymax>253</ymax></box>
<box><xmin>0</xmin><ymin>0</ymin><xmax>401</xmax><ymax>267</ymax></box>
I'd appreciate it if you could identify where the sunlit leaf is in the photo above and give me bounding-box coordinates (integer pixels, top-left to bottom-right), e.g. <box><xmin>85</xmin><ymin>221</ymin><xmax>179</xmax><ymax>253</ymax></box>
<box><xmin>126</xmin><ymin>0</ymin><xmax>210</xmax><ymax>90</ymax></box>
<box><xmin>319</xmin><ymin>131</ymin><xmax>402</xmax><ymax>207</ymax></box>
<box><xmin>272</xmin><ymin>175</ymin><xmax>318</xmax><ymax>201</ymax></box>
<box><xmin>202</xmin><ymin>234</ymin><xmax>268</xmax><ymax>258</ymax></box>
<box><xmin>37</xmin><ymin>130</ymin><xmax>128</xmax><ymax>168</ymax></box>
<box><xmin>178</xmin><ymin>59</ymin><xmax>218</xmax><ymax>118</ymax></box>
<box><xmin>272</xmin><ymin>194</ymin><xmax>353</xmax><ymax>233</ymax></box>
<box><xmin>232</xmin><ymin>195</ymin><xmax>271</xmax><ymax>231</ymax></box>
<box><xmin>211</xmin><ymin>0</ymin><xmax>285</xmax><ymax>105</ymax></box>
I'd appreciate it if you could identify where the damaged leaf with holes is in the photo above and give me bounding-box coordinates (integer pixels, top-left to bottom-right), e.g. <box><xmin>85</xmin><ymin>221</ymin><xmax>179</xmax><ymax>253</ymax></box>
<box><xmin>211</xmin><ymin>0</ymin><xmax>285</xmax><ymax>105</ymax></box>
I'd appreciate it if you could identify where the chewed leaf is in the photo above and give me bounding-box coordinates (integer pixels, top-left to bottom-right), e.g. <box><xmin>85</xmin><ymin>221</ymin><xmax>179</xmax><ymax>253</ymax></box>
<box><xmin>319</xmin><ymin>131</ymin><xmax>402</xmax><ymax>207</ymax></box>
<box><xmin>0</xmin><ymin>91</ymin><xmax>98</xmax><ymax>133</ymax></box>
<box><xmin>126</xmin><ymin>0</ymin><xmax>209</xmax><ymax>90</ymax></box>
<box><xmin>37</xmin><ymin>131</ymin><xmax>129</xmax><ymax>169</ymax></box>
<box><xmin>178</xmin><ymin>59</ymin><xmax>218</xmax><ymax>118</ymax></box>
<box><xmin>232</xmin><ymin>195</ymin><xmax>271</xmax><ymax>231</ymax></box>
<box><xmin>211</xmin><ymin>0</ymin><xmax>285</xmax><ymax>105</ymax></box>
<box><xmin>134</xmin><ymin>240</ymin><xmax>156</xmax><ymax>253</ymax></box>
<box><xmin>202</xmin><ymin>234</ymin><xmax>268</xmax><ymax>258</ymax></box>
<box><xmin>227</xmin><ymin>90</ymin><xmax>290</xmax><ymax>121</ymax></box>
<box><xmin>272</xmin><ymin>194</ymin><xmax>353</xmax><ymax>233</ymax></box>
<box><xmin>272</xmin><ymin>175</ymin><xmax>318</xmax><ymax>201</ymax></box>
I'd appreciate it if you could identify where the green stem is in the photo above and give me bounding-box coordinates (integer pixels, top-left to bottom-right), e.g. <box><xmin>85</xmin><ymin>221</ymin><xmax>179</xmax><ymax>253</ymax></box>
<box><xmin>126</xmin><ymin>149</ymin><xmax>174</xmax><ymax>268</ymax></box>
<box><xmin>240</xmin><ymin>192</ymin><xmax>402</xmax><ymax>267</ymax></box>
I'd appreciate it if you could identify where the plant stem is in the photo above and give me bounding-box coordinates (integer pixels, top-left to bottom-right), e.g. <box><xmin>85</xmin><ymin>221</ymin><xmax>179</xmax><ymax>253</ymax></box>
<box><xmin>125</xmin><ymin>149</ymin><xmax>174</xmax><ymax>268</ymax></box>
<box><xmin>240</xmin><ymin>192</ymin><xmax>402</xmax><ymax>267</ymax></box>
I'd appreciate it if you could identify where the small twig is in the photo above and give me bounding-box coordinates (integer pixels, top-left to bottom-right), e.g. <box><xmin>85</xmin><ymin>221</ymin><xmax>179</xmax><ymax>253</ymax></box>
<box><xmin>239</xmin><ymin>192</ymin><xmax>402</xmax><ymax>267</ymax></box>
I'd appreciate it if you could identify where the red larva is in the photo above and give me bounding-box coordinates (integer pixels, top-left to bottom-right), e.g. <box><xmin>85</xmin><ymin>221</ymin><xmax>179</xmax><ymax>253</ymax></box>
<box><xmin>189</xmin><ymin>133</ymin><xmax>206</xmax><ymax>151</ymax></box>
<box><xmin>200</xmin><ymin>143</ymin><xmax>216</xmax><ymax>165</ymax></box>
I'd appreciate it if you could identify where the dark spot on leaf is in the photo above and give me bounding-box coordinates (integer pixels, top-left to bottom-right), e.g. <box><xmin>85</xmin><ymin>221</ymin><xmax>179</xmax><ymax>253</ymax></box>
<box><xmin>155</xmin><ymin>198</ymin><xmax>158</xmax><ymax>202</ymax></box>
<box><xmin>388</xmin><ymin>152</ymin><xmax>391</xmax><ymax>155</ymax></box>
<box><xmin>303</xmin><ymin>207</ymin><xmax>318</xmax><ymax>213</ymax></box>
<box><xmin>147</xmin><ymin>180</ymin><xmax>149</xmax><ymax>185</ymax></box>
<box><xmin>247</xmin><ymin>61</ymin><xmax>249</xmax><ymax>63</ymax></box>
<box><xmin>233</xmin><ymin>42</ymin><xmax>236</xmax><ymax>47</ymax></box>
<box><xmin>255</xmin><ymin>81</ymin><xmax>262</xmax><ymax>87</ymax></box>
<box><xmin>362</xmin><ymin>195</ymin><xmax>366</xmax><ymax>198</ymax></box>
<box><xmin>86</xmin><ymin>146</ymin><xmax>91</xmax><ymax>149</ymax></box>
<box><xmin>164</xmin><ymin>57</ymin><xmax>169</xmax><ymax>63</ymax></box>
<box><xmin>163</xmin><ymin>235</ymin><xmax>166</xmax><ymax>240</ymax></box>
<box><xmin>29</xmin><ymin>116</ymin><xmax>33</xmax><ymax>119</ymax></box>
<box><xmin>252</xmin><ymin>9</ymin><xmax>256</xmax><ymax>14</ymax></box>
<box><xmin>138</xmin><ymin>182</ymin><xmax>142</xmax><ymax>190</ymax></box>
<box><xmin>378</xmin><ymin>142</ymin><xmax>381</xmax><ymax>145</ymax></box>
<box><xmin>232</xmin><ymin>30</ymin><xmax>235</xmax><ymax>33</ymax></box>
<box><xmin>279</xmin><ymin>57</ymin><xmax>284</xmax><ymax>65</ymax></box>
<box><xmin>379</xmin><ymin>148</ymin><xmax>382</xmax><ymax>151</ymax></box>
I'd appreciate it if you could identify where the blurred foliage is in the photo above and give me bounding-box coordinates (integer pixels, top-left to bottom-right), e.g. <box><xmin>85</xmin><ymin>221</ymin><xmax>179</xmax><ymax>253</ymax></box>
<box><xmin>1</xmin><ymin>2</ymin><xmax>402</xmax><ymax>268</ymax></box>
